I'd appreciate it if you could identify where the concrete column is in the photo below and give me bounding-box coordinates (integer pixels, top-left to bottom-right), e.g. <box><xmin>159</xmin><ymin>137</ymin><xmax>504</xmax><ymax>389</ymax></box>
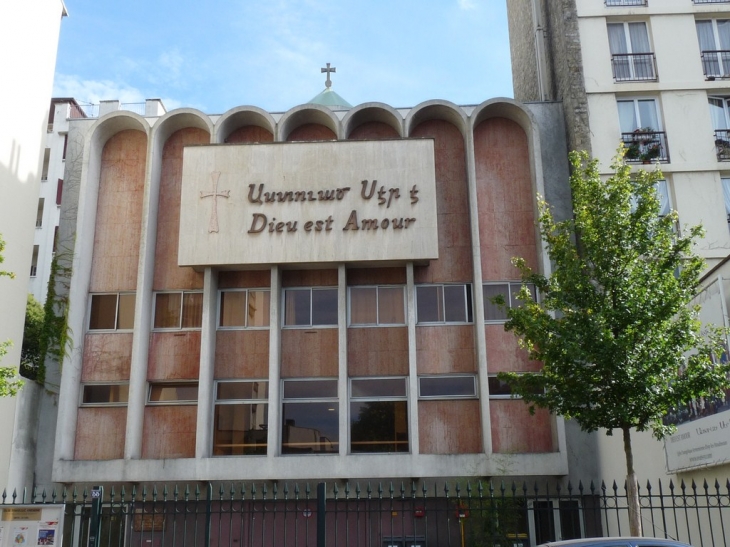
<box><xmin>266</xmin><ymin>266</ymin><xmax>282</xmax><ymax>457</ymax></box>
<box><xmin>406</xmin><ymin>263</ymin><xmax>419</xmax><ymax>455</ymax></box>
<box><xmin>464</xmin><ymin>122</ymin><xmax>492</xmax><ymax>454</ymax></box>
<box><xmin>337</xmin><ymin>264</ymin><xmax>348</xmax><ymax>456</ymax></box>
<box><xmin>196</xmin><ymin>267</ymin><xmax>217</xmax><ymax>458</ymax></box>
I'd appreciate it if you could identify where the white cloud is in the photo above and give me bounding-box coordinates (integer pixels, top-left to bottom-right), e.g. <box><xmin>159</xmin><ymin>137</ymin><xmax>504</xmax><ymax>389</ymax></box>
<box><xmin>457</xmin><ymin>0</ymin><xmax>478</xmax><ymax>9</ymax></box>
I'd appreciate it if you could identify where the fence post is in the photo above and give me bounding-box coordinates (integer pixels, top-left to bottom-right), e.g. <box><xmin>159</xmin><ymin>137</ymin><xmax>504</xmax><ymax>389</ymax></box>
<box><xmin>88</xmin><ymin>486</ymin><xmax>103</xmax><ymax>547</ymax></box>
<box><xmin>317</xmin><ymin>482</ymin><xmax>326</xmax><ymax>547</ymax></box>
<box><xmin>205</xmin><ymin>483</ymin><xmax>213</xmax><ymax>547</ymax></box>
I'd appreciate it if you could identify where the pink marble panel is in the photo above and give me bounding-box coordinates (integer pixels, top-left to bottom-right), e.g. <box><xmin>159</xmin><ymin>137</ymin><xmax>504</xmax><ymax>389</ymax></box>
<box><xmin>286</xmin><ymin>124</ymin><xmax>336</xmax><ymax>142</ymax></box>
<box><xmin>281</xmin><ymin>329</ymin><xmax>338</xmax><ymax>377</ymax></box>
<box><xmin>347</xmin><ymin>327</ymin><xmax>409</xmax><ymax>376</ymax></box>
<box><xmin>490</xmin><ymin>400</ymin><xmax>556</xmax><ymax>453</ymax></box>
<box><xmin>74</xmin><ymin>407</ymin><xmax>126</xmax><ymax>460</ymax></box>
<box><xmin>82</xmin><ymin>333</ymin><xmax>133</xmax><ymax>381</ymax></box>
<box><xmin>346</xmin><ymin>267</ymin><xmax>406</xmax><ymax>285</ymax></box>
<box><xmin>147</xmin><ymin>331</ymin><xmax>201</xmax><ymax>380</ymax></box>
<box><xmin>142</xmin><ymin>406</ymin><xmax>197</xmax><ymax>459</ymax></box>
<box><xmin>218</xmin><ymin>270</ymin><xmax>271</xmax><ymax>289</ymax></box>
<box><xmin>225</xmin><ymin>126</ymin><xmax>274</xmax><ymax>144</ymax></box>
<box><xmin>474</xmin><ymin>118</ymin><xmax>538</xmax><ymax>280</ymax></box>
<box><xmin>89</xmin><ymin>130</ymin><xmax>147</xmax><ymax>292</ymax></box>
<box><xmin>416</xmin><ymin>325</ymin><xmax>476</xmax><ymax>374</ymax></box>
<box><xmin>419</xmin><ymin>400</ymin><xmax>482</xmax><ymax>454</ymax></box>
<box><xmin>484</xmin><ymin>325</ymin><xmax>542</xmax><ymax>373</ymax></box>
<box><xmin>410</xmin><ymin>119</ymin><xmax>472</xmax><ymax>284</ymax></box>
<box><xmin>153</xmin><ymin>127</ymin><xmax>209</xmax><ymax>291</ymax></box>
<box><xmin>215</xmin><ymin>330</ymin><xmax>270</xmax><ymax>379</ymax></box>
<box><xmin>282</xmin><ymin>269</ymin><xmax>338</xmax><ymax>287</ymax></box>
<box><xmin>348</xmin><ymin>122</ymin><xmax>400</xmax><ymax>140</ymax></box>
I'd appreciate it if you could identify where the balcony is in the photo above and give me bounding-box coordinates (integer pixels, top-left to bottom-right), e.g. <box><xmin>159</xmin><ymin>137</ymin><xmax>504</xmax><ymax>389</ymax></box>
<box><xmin>606</xmin><ymin>0</ymin><xmax>647</xmax><ymax>5</ymax></box>
<box><xmin>621</xmin><ymin>129</ymin><xmax>669</xmax><ymax>163</ymax></box>
<box><xmin>701</xmin><ymin>50</ymin><xmax>730</xmax><ymax>79</ymax></box>
<box><xmin>611</xmin><ymin>53</ymin><xmax>657</xmax><ymax>82</ymax></box>
<box><xmin>715</xmin><ymin>130</ymin><xmax>730</xmax><ymax>161</ymax></box>
<box><xmin>693</xmin><ymin>0</ymin><xmax>730</xmax><ymax>3</ymax></box>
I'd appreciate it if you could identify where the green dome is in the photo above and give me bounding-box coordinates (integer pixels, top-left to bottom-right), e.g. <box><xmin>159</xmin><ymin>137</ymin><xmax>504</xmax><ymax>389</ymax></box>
<box><xmin>308</xmin><ymin>87</ymin><xmax>353</xmax><ymax>110</ymax></box>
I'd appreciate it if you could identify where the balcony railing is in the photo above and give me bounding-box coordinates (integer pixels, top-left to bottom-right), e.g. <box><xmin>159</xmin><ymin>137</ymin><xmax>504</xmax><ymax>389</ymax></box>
<box><xmin>701</xmin><ymin>50</ymin><xmax>730</xmax><ymax>79</ymax></box>
<box><xmin>611</xmin><ymin>53</ymin><xmax>657</xmax><ymax>81</ymax></box>
<box><xmin>68</xmin><ymin>103</ymin><xmax>98</xmax><ymax>119</ymax></box>
<box><xmin>715</xmin><ymin>129</ymin><xmax>730</xmax><ymax>161</ymax></box>
<box><xmin>30</xmin><ymin>266</ymin><xmax>37</xmax><ymax>277</ymax></box>
<box><xmin>693</xmin><ymin>0</ymin><xmax>730</xmax><ymax>4</ymax></box>
<box><xmin>606</xmin><ymin>0</ymin><xmax>647</xmax><ymax>5</ymax></box>
<box><xmin>621</xmin><ymin>130</ymin><xmax>669</xmax><ymax>163</ymax></box>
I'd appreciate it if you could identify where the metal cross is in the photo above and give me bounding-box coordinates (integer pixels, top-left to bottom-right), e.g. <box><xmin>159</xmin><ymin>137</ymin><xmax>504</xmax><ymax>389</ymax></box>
<box><xmin>200</xmin><ymin>171</ymin><xmax>229</xmax><ymax>233</ymax></box>
<box><xmin>321</xmin><ymin>63</ymin><xmax>336</xmax><ymax>88</ymax></box>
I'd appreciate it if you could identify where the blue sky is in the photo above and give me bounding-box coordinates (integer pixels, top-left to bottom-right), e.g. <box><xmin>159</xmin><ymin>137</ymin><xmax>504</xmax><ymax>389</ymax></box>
<box><xmin>52</xmin><ymin>0</ymin><xmax>513</xmax><ymax>114</ymax></box>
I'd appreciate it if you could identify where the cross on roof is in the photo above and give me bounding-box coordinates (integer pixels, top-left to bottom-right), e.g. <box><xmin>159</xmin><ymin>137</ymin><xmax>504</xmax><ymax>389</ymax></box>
<box><xmin>321</xmin><ymin>63</ymin><xmax>336</xmax><ymax>88</ymax></box>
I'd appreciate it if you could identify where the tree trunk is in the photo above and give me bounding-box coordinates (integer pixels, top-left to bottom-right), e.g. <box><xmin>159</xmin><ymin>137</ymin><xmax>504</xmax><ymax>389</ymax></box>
<box><xmin>623</xmin><ymin>426</ymin><xmax>643</xmax><ymax>536</ymax></box>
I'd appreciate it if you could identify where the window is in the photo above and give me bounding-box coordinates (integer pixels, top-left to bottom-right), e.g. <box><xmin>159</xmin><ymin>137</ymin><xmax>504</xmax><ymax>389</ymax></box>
<box><xmin>148</xmin><ymin>382</ymin><xmax>198</xmax><ymax>404</ymax></box>
<box><xmin>36</xmin><ymin>198</ymin><xmax>44</xmax><ymax>228</ymax></box>
<box><xmin>488</xmin><ymin>375</ymin><xmax>543</xmax><ymax>399</ymax></box>
<box><xmin>350</xmin><ymin>377</ymin><xmax>408</xmax><ymax>453</ymax></box>
<box><xmin>218</xmin><ymin>289</ymin><xmax>270</xmax><ymax>328</ymax></box>
<box><xmin>283</xmin><ymin>288</ymin><xmax>337</xmax><ymax>327</ymax></box>
<box><xmin>81</xmin><ymin>384</ymin><xmax>129</xmax><ymax>405</ymax></box>
<box><xmin>697</xmin><ymin>20</ymin><xmax>730</xmax><ymax>78</ymax></box>
<box><xmin>709</xmin><ymin>97</ymin><xmax>730</xmax><ymax>160</ymax></box>
<box><xmin>349</xmin><ymin>286</ymin><xmax>405</xmax><ymax>326</ymax></box>
<box><xmin>418</xmin><ymin>375</ymin><xmax>477</xmax><ymax>399</ymax></box>
<box><xmin>30</xmin><ymin>245</ymin><xmax>39</xmax><ymax>277</ymax></box>
<box><xmin>416</xmin><ymin>284</ymin><xmax>472</xmax><ymax>324</ymax></box>
<box><xmin>483</xmin><ymin>282</ymin><xmax>536</xmax><ymax>322</ymax></box>
<box><xmin>62</xmin><ymin>133</ymin><xmax>68</xmax><ymax>160</ymax></box>
<box><xmin>153</xmin><ymin>291</ymin><xmax>203</xmax><ymax>329</ymax></box>
<box><xmin>89</xmin><ymin>293</ymin><xmax>135</xmax><ymax>330</ymax></box>
<box><xmin>281</xmin><ymin>379</ymin><xmax>338</xmax><ymax>454</ymax></box>
<box><xmin>618</xmin><ymin>98</ymin><xmax>668</xmax><ymax>163</ymax></box>
<box><xmin>607</xmin><ymin>22</ymin><xmax>655</xmax><ymax>81</ymax></box>
<box><xmin>56</xmin><ymin>179</ymin><xmax>63</xmax><ymax>206</ymax></box>
<box><xmin>213</xmin><ymin>381</ymin><xmax>268</xmax><ymax>456</ymax></box>
<box><xmin>605</xmin><ymin>0</ymin><xmax>646</xmax><ymax>5</ymax></box>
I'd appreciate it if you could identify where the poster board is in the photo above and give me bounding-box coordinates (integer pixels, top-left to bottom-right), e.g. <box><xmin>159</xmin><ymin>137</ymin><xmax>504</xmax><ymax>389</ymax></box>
<box><xmin>0</xmin><ymin>505</ymin><xmax>64</xmax><ymax>547</ymax></box>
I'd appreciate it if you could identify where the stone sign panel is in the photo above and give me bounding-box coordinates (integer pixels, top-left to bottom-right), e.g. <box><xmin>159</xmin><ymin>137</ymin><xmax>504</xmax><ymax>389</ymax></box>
<box><xmin>178</xmin><ymin>139</ymin><xmax>438</xmax><ymax>267</ymax></box>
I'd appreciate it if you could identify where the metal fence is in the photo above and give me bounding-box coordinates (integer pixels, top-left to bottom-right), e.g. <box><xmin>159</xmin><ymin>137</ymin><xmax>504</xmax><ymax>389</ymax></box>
<box><xmin>2</xmin><ymin>478</ymin><xmax>728</xmax><ymax>547</ymax></box>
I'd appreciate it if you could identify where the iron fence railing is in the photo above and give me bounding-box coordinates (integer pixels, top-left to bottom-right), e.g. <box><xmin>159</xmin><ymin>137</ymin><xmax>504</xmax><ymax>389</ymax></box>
<box><xmin>606</xmin><ymin>0</ymin><xmax>647</xmax><ymax>6</ymax></box>
<box><xmin>611</xmin><ymin>53</ymin><xmax>657</xmax><ymax>82</ymax></box>
<box><xmin>701</xmin><ymin>51</ymin><xmax>730</xmax><ymax>79</ymax></box>
<box><xmin>621</xmin><ymin>130</ymin><xmax>670</xmax><ymax>163</ymax></box>
<box><xmin>714</xmin><ymin>129</ymin><xmax>730</xmax><ymax>161</ymax></box>
<box><xmin>1</xmin><ymin>478</ymin><xmax>729</xmax><ymax>547</ymax></box>
<box><xmin>694</xmin><ymin>0</ymin><xmax>730</xmax><ymax>4</ymax></box>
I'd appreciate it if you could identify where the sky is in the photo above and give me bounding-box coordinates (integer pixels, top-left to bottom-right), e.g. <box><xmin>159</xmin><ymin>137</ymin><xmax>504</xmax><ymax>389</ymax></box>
<box><xmin>52</xmin><ymin>0</ymin><xmax>514</xmax><ymax>115</ymax></box>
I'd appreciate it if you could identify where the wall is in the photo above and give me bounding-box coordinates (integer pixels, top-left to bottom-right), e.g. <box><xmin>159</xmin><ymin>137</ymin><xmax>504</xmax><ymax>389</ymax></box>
<box><xmin>0</xmin><ymin>0</ymin><xmax>66</xmax><ymax>491</ymax></box>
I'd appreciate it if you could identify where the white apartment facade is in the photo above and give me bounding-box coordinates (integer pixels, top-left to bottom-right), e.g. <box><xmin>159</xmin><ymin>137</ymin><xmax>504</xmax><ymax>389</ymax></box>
<box><xmin>507</xmin><ymin>0</ymin><xmax>730</xmax><ymax>484</ymax></box>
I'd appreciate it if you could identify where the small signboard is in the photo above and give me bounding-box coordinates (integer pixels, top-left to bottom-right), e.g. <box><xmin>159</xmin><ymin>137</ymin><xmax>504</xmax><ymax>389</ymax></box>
<box><xmin>0</xmin><ymin>505</ymin><xmax>64</xmax><ymax>547</ymax></box>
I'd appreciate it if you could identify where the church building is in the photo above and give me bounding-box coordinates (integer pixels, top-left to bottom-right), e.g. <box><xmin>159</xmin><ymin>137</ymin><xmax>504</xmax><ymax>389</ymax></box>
<box><xmin>52</xmin><ymin>70</ymin><xmax>572</xmax><ymax>485</ymax></box>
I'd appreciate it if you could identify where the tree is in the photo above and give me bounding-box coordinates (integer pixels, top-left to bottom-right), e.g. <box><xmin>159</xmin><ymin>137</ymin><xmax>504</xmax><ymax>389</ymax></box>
<box><xmin>497</xmin><ymin>149</ymin><xmax>730</xmax><ymax>537</ymax></box>
<box><xmin>0</xmin><ymin>234</ymin><xmax>24</xmax><ymax>396</ymax></box>
<box><xmin>20</xmin><ymin>294</ymin><xmax>44</xmax><ymax>380</ymax></box>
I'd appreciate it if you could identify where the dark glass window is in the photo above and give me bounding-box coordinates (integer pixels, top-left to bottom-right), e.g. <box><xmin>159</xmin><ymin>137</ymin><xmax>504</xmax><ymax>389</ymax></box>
<box><xmin>284</xmin><ymin>288</ymin><xmax>337</xmax><ymax>327</ymax></box>
<box><xmin>89</xmin><ymin>293</ymin><xmax>135</xmax><ymax>330</ymax></box>
<box><xmin>82</xmin><ymin>384</ymin><xmax>129</xmax><ymax>404</ymax></box>
<box><xmin>219</xmin><ymin>289</ymin><xmax>270</xmax><ymax>328</ymax></box>
<box><xmin>281</xmin><ymin>379</ymin><xmax>338</xmax><ymax>454</ymax></box>
<box><xmin>416</xmin><ymin>284</ymin><xmax>472</xmax><ymax>324</ymax></box>
<box><xmin>213</xmin><ymin>381</ymin><xmax>268</xmax><ymax>456</ymax></box>
<box><xmin>148</xmin><ymin>383</ymin><xmax>198</xmax><ymax>403</ymax></box>
<box><xmin>350</xmin><ymin>377</ymin><xmax>408</xmax><ymax>453</ymax></box>
<box><xmin>483</xmin><ymin>282</ymin><xmax>536</xmax><ymax>322</ymax></box>
<box><xmin>349</xmin><ymin>286</ymin><xmax>405</xmax><ymax>326</ymax></box>
<box><xmin>154</xmin><ymin>292</ymin><xmax>203</xmax><ymax>329</ymax></box>
<box><xmin>419</xmin><ymin>375</ymin><xmax>476</xmax><ymax>398</ymax></box>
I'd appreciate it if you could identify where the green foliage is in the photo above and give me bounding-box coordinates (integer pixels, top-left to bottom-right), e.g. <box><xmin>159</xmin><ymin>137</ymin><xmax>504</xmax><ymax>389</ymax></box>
<box><xmin>0</xmin><ymin>233</ymin><xmax>23</xmax><ymax>396</ymax></box>
<box><xmin>20</xmin><ymin>294</ymin><xmax>45</xmax><ymax>380</ymax></box>
<box><xmin>498</xmin><ymin>148</ymin><xmax>730</xmax><ymax>440</ymax></box>
<box><xmin>38</xmin><ymin>253</ymin><xmax>72</xmax><ymax>381</ymax></box>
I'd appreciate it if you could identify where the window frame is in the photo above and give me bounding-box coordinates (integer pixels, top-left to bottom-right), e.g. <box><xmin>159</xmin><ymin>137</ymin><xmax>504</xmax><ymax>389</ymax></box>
<box><xmin>147</xmin><ymin>381</ymin><xmax>199</xmax><ymax>405</ymax></box>
<box><xmin>87</xmin><ymin>292</ymin><xmax>136</xmax><ymax>332</ymax></box>
<box><xmin>483</xmin><ymin>281</ymin><xmax>537</xmax><ymax>324</ymax></box>
<box><xmin>617</xmin><ymin>97</ymin><xmax>662</xmax><ymax>132</ymax></box>
<box><xmin>348</xmin><ymin>285</ymin><xmax>407</xmax><ymax>327</ymax></box>
<box><xmin>282</xmin><ymin>287</ymin><xmax>338</xmax><ymax>328</ymax></box>
<box><xmin>79</xmin><ymin>382</ymin><xmax>130</xmax><ymax>407</ymax></box>
<box><xmin>217</xmin><ymin>288</ymin><xmax>271</xmax><ymax>330</ymax></box>
<box><xmin>607</xmin><ymin>21</ymin><xmax>656</xmax><ymax>82</ymax></box>
<box><xmin>213</xmin><ymin>380</ymin><xmax>269</xmax><ymax>456</ymax></box>
<box><xmin>349</xmin><ymin>376</ymin><xmax>409</xmax><ymax>454</ymax></box>
<box><xmin>696</xmin><ymin>19</ymin><xmax>730</xmax><ymax>78</ymax></box>
<box><xmin>152</xmin><ymin>290</ymin><xmax>204</xmax><ymax>331</ymax></box>
<box><xmin>487</xmin><ymin>374</ymin><xmax>544</xmax><ymax>399</ymax></box>
<box><xmin>417</xmin><ymin>374</ymin><xmax>478</xmax><ymax>400</ymax></box>
<box><xmin>281</xmin><ymin>378</ymin><xmax>340</xmax><ymax>455</ymax></box>
<box><xmin>415</xmin><ymin>283</ymin><xmax>473</xmax><ymax>325</ymax></box>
